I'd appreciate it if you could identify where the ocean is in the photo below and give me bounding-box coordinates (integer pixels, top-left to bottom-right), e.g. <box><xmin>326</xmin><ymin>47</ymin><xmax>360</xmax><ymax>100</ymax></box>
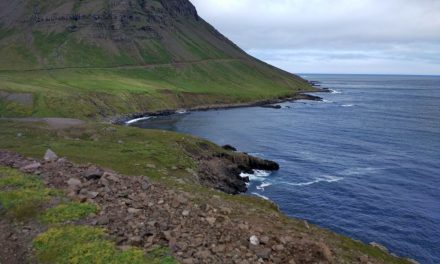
<box><xmin>130</xmin><ymin>74</ymin><xmax>440</xmax><ymax>263</ymax></box>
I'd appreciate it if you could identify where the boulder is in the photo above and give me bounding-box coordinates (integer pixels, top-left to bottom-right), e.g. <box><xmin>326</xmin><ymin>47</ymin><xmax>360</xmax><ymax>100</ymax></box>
<box><xmin>222</xmin><ymin>145</ymin><xmax>237</xmax><ymax>151</ymax></box>
<box><xmin>84</xmin><ymin>167</ymin><xmax>103</xmax><ymax>180</ymax></box>
<box><xmin>44</xmin><ymin>149</ymin><xmax>58</xmax><ymax>161</ymax></box>
<box><xmin>67</xmin><ymin>178</ymin><xmax>82</xmax><ymax>190</ymax></box>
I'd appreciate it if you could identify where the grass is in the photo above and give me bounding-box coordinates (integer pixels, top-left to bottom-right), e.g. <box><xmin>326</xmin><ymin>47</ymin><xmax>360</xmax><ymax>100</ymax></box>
<box><xmin>0</xmin><ymin>166</ymin><xmax>57</xmax><ymax>219</ymax></box>
<box><xmin>0</xmin><ymin>120</ymin><xmax>203</xmax><ymax>180</ymax></box>
<box><xmin>40</xmin><ymin>202</ymin><xmax>98</xmax><ymax>224</ymax></box>
<box><xmin>0</xmin><ymin>120</ymin><xmax>413</xmax><ymax>264</ymax></box>
<box><xmin>0</xmin><ymin>61</ymin><xmax>312</xmax><ymax>118</ymax></box>
<box><xmin>34</xmin><ymin>225</ymin><xmax>176</xmax><ymax>264</ymax></box>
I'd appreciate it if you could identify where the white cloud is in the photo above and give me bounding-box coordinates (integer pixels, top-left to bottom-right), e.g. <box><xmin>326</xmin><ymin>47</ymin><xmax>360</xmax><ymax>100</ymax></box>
<box><xmin>190</xmin><ymin>0</ymin><xmax>440</xmax><ymax>74</ymax></box>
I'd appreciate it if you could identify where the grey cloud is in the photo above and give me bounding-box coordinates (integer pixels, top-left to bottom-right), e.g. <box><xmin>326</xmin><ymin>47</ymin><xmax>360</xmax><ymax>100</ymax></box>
<box><xmin>191</xmin><ymin>0</ymin><xmax>440</xmax><ymax>74</ymax></box>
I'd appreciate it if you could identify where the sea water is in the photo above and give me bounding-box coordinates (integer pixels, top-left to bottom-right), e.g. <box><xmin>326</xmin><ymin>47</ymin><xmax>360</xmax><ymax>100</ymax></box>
<box><xmin>131</xmin><ymin>75</ymin><xmax>440</xmax><ymax>263</ymax></box>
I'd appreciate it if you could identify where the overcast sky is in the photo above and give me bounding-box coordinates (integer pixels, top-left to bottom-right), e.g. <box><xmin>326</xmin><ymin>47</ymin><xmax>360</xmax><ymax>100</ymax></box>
<box><xmin>190</xmin><ymin>0</ymin><xmax>440</xmax><ymax>75</ymax></box>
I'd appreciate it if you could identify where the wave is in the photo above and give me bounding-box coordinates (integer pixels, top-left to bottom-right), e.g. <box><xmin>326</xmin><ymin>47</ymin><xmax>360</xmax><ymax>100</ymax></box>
<box><xmin>330</xmin><ymin>89</ymin><xmax>342</xmax><ymax>94</ymax></box>
<box><xmin>125</xmin><ymin>116</ymin><xmax>151</xmax><ymax>125</ymax></box>
<box><xmin>252</xmin><ymin>192</ymin><xmax>270</xmax><ymax>200</ymax></box>
<box><xmin>176</xmin><ymin>109</ymin><xmax>188</xmax><ymax>114</ymax></box>
<box><xmin>286</xmin><ymin>176</ymin><xmax>343</xmax><ymax>187</ymax></box>
<box><xmin>256</xmin><ymin>182</ymin><xmax>272</xmax><ymax>191</ymax></box>
<box><xmin>323</xmin><ymin>99</ymin><xmax>334</xmax><ymax>103</ymax></box>
<box><xmin>342</xmin><ymin>104</ymin><xmax>354</xmax><ymax>107</ymax></box>
<box><xmin>240</xmin><ymin>170</ymin><xmax>271</xmax><ymax>182</ymax></box>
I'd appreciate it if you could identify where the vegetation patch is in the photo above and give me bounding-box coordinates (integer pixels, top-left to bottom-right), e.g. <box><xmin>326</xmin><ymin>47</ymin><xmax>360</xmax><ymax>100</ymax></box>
<box><xmin>40</xmin><ymin>202</ymin><xmax>98</xmax><ymax>224</ymax></box>
<box><xmin>0</xmin><ymin>166</ymin><xmax>56</xmax><ymax>219</ymax></box>
<box><xmin>33</xmin><ymin>225</ymin><xmax>176</xmax><ymax>264</ymax></box>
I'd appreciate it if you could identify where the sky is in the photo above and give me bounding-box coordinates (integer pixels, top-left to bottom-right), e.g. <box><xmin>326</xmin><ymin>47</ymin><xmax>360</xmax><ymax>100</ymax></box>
<box><xmin>190</xmin><ymin>0</ymin><xmax>440</xmax><ymax>75</ymax></box>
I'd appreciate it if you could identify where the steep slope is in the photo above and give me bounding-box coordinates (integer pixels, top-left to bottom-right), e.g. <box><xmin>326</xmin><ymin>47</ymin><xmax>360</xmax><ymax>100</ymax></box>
<box><xmin>0</xmin><ymin>0</ymin><xmax>313</xmax><ymax>118</ymax></box>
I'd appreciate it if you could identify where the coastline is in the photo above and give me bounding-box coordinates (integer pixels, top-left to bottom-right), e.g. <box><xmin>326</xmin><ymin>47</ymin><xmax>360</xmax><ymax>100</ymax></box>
<box><xmin>112</xmin><ymin>88</ymin><xmax>328</xmax><ymax>124</ymax></box>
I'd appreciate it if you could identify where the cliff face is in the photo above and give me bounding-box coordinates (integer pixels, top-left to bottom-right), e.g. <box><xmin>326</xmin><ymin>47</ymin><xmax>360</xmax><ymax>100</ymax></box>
<box><xmin>0</xmin><ymin>0</ymin><xmax>248</xmax><ymax>69</ymax></box>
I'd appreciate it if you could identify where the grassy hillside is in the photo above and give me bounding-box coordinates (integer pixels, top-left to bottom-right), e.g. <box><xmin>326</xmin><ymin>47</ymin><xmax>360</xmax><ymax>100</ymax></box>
<box><xmin>0</xmin><ymin>0</ymin><xmax>313</xmax><ymax>118</ymax></box>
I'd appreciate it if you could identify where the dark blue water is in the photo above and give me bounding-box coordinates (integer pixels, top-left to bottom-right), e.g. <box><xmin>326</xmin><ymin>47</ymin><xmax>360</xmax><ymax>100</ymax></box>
<box><xmin>131</xmin><ymin>75</ymin><xmax>440</xmax><ymax>263</ymax></box>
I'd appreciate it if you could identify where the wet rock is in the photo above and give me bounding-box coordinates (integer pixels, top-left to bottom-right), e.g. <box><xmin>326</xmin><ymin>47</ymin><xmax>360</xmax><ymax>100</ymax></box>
<box><xmin>44</xmin><ymin>149</ymin><xmax>58</xmax><ymax>161</ymax></box>
<box><xmin>222</xmin><ymin>145</ymin><xmax>237</xmax><ymax>151</ymax></box>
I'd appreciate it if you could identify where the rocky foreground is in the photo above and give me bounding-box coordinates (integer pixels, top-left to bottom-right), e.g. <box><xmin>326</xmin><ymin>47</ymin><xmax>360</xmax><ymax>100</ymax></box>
<box><xmin>0</xmin><ymin>149</ymin><xmax>415</xmax><ymax>264</ymax></box>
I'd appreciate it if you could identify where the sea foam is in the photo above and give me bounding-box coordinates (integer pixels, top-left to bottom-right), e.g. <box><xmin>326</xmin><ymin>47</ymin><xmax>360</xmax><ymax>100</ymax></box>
<box><xmin>240</xmin><ymin>170</ymin><xmax>271</xmax><ymax>182</ymax></box>
<box><xmin>286</xmin><ymin>175</ymin><xmax>343</xmax><ymax>187</ymax></box>
<box><xmin>125</xmin><ymin>116</ymin><xmax>151</xmax><ymax>125</ymax></box>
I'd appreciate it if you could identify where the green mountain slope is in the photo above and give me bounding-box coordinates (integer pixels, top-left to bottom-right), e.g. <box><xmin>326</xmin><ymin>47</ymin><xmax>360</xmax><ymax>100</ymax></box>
<box><xmin>0</xmin><ymin>0</ymin><xmax>313</xmax><ymax>118</ymax></box>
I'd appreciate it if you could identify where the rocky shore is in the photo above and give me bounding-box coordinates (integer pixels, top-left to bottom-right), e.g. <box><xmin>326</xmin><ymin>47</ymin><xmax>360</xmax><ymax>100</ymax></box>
<box><xmin>0</xmin><ymin>150</ymin><xmax>413</xmax><ymax>264</ymax></box>
<box><xmin>112</xmin><ymin>91</ymin><xmax>326</xmax><ymax>125</ymax></box>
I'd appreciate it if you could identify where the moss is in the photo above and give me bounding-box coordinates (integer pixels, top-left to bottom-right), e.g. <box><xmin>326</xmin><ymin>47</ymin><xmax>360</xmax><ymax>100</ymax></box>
<box><xmin>33</xmin><ymin>225</ymin><xmax>176</xmax><ymax>264</ymax></box>
<box><xmin>0</xmin><ymin>166</ymin><xmax>56</xmax><ymax>219</ymax></box>
<box><xmin>40</xmin><ymin>202</ymin><xmax>98</xmax><ymax>224</ymax></box>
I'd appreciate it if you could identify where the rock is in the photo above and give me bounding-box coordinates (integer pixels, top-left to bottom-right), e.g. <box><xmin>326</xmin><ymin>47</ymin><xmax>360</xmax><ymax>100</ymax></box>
<box><xmin>222</xmin><ymin>145</ymin><xmax>237</xmax><ymax>151</ymax></box>
<box><xmin>406</xmin><ymin>258</ymin><xmax>420</xmax><ymax>264</ymax></box>
<box><xmin>44</xmin><ymin>149</ymin><xmax>58</xmax><ymax>161</ymax></box>
<box><xmin>260</xmin><ymin>236</ymin><xmax>270</xmax><ymax>245</ymax></box>
<box><xmin>84</xmin><ymin>167</ymin><xmax>103</xmax><ymax>180</ymax></box>
<box><xmin>369</xmin><ymin>242</ymin><xmax>388</xmax><ymax>252</ymax></box>
<box><xmin>182</xmin><ymin>210</ymin><xmax>190</xmax><ymax>216</ymax></box>
<box><xmin>96</xmin><ymin>216</ymin><xmax>110</xmax><ymax>225</ymax></box>
<box><xmin>206</xmin><ymin>217</ymin><xmax>216</xmax><ymax>226</ymax></box>
<box><xmin>104</xmin><ymin>172</ymin><xmax>120</xmax><ymax>182</ymax></box>
<box><xmin>194</xmin><ymin>250</ymin><xmax>210</xmax><ymax>259</ymax></box>
<box><xmin>182</xmin><ymin>258</ymin><xmax>195</xmax><ymax>264</ymax></box>
<box><xmin>16</xmin><ymin>133</ymin><xmax>23</xmax><ymax>137</ymax></box>
<box><xmin>87</xmin><ymin>191</ymin><xmax>99</xmax><ymax>199</ymax></box>
<box><xmin>128</xmin><ymin>236</ymin><xmax>142</xmax><ymax>246</ymax></box>
<box><xmin>255</xmin><ymin>247</ymin><xmax>271</xmax><ymax>259</ymax></box>
<box><xmin>128</xmin><ymin>208</ymin><xmax>141</xmax><ymax>214</ymax></box>
<box><xmin>317</xmin><ymin>242</ymin><xmax>333</xmax><ymax>262</ymax></box>
<box><xmin>67</xmin><ymin>178</ymin><xmax>82</xmax><ymax>190</ymax></box>
<box><xmin>146</xmin><ymin>163</ymin><xmax>156</xmax><ymax>169</ymax></box>
<box><xmin>250</xmin><ymin>235</ymin><xmax>260</xmax><ymax>246</ymax></box>
<box><xmin>20</xmin><ymin>162</ymin><xmax>41</xmax><ymax>172</ymax></box>
<box><xmin>261</xmin><ymin>104</ymin><xmax>282</xmax><ymax>109</ymax></box>
<box><xmin>272</xmin><ymin>244</ymin><xmax>284</xmax><ymax>251</ymax></box>
<box><xmin>212</xmin><ymin>244</ymin><xmax>225</xmax><ymax>253</ymax></box>
<box><xmin>304</xmin><ymin>220</ymin><xmax>310</xmax><ymax>229</ymax></box>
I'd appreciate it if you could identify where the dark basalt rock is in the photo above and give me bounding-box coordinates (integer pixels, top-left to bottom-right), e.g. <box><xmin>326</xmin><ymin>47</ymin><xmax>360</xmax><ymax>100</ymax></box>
<box><xmin>222</xmin><ymin>145</ymin><xmax>237</xmax><ymax>151</ymax></box>
<box><xmin>196</xmin><ymin>151</ymin><xmax>279</xmax><ymax>194</ymax></box>
<box><xmin>261</xmin><ymin>104</ymin><xmax>282</xmax><ymax>109</ymax></box>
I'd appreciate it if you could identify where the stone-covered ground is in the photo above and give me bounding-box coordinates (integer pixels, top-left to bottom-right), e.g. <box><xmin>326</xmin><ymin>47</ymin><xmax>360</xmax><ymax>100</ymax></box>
<box><xmin>0</xmin><ymin>150</ymin><xmax>414</xmax><ymax>264</ymax></box>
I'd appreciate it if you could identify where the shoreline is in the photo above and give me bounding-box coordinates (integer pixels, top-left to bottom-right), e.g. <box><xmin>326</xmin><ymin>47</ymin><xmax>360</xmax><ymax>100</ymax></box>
<box><xmin>112</xmin><ymin>87</ymin><xmax>329</xmax><ymax>124</ymax></box>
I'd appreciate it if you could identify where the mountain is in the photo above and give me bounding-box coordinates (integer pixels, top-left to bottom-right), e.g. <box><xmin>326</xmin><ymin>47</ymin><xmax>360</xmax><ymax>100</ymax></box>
<box><xmin>0</xmin><ymin>0</ymin><xmax>313</xmax><ymax>118</ymax></box>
